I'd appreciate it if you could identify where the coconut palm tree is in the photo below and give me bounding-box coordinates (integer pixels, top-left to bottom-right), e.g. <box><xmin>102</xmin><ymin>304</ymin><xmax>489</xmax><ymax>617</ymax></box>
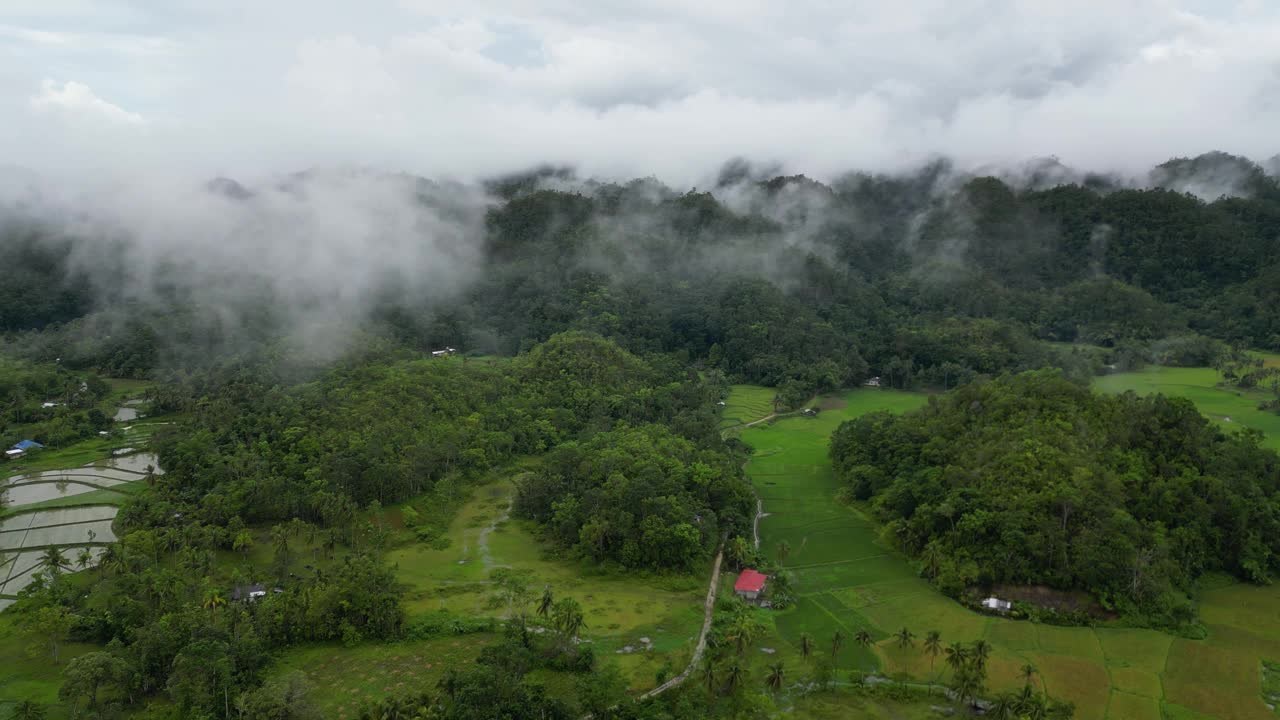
<box><xmin>75</xmin><ymin>547</ymin><xmax>93</xmax><ymax>572</ymax></box>
<box><xmin>728</xmin><ymin>614</ymin><xmax>762</xmax><ymax>656</ymax></box>
<box><xmin>798</xmin><ymin>632</ymin><xmax>814</xmax><ymax>661</ymax></box>
<box><xmin>202</xmin><ymin>588</ymin><xmax>227</xmax><ymax>612</ymax></box>
<box><xmin>971</xmin><ymin>639</ymin><xmax>992</xmax><ymax>671</ymax></box>
<box><xmin>724</xmin><ymin>661</ymin><xmax>746</xmax><ymax>694</ymax></box>
<box><xmin>923</xmin><ymin>630</ymin><xmax>942</xmax><ymax>692</ymax></box>
<box><xmin>701</xmin><ymin>655</ymin><xmax>718</xmax><ymax>695</ymax></box>
<box><xmin>853</xmin><ymin>629</ymin><xmax>872</xmax><ymax>649</ymax></box>
<box><xmin>895</xmin><ymin>627</ymin><xmax>915</xmax><ymax>649</ymax></box>
<box><xmin>536</xmin><ymin>587</ymin><xmax>554</xmax><ymax>618</ymax></box>
<box><xmin>991</xmin><ymin>691</ymin><xmax>1018</xmax><ymax>720</ymax></box>
<box><xmin>12</xmin><ymin>699</ymin><xmax>46</xmax><ymax>720</ymax></box>
<box><xmin>765</xmin><ymin>661</ymin><xmax>785</xmax><ymax>694</ymax></box>
<box><xmin>944</xmin><ymin>642</ymin><xmax>969</xmax><ymax>673</ymax></box>
<box><xmin>271</xmin><ymin>525</ymin><xmax>290</xmax><ymax>565</ymax></box>
<box><xmin>830</xmin><ymin>630</ymin><xmax>845</xmax><ymax>661</ymax></box>
<box><xmin>1020</xmin><ymin>662</ymin><xmax>1038</xmax><ymax>687</ymax></box>
<box><xmin>40</xmin><ymin>547</ymin><xmax>68</xmax><ymax>576</ymax></box>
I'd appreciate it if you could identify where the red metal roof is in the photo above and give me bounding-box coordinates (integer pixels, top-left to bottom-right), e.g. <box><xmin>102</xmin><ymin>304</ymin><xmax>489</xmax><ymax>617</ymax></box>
<box><xmin>734</xmin><ymin>569</ymin><xmax>768</xmax><ymax>593</ymax></box>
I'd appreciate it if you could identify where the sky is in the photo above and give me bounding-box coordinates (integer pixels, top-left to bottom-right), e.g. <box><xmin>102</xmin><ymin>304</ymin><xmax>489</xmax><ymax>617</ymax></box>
<box><xmin>3</xmin><ymin>0</ymin><xmax>1280</xmax><ymax>185</ymax></box>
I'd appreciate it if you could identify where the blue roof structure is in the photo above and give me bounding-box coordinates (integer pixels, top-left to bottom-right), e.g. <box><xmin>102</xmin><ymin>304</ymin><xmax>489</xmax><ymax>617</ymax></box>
<box><xmin>13</xmin><ymin>440</ymin><xmax>43</xmax><ymax>451</ymax></box>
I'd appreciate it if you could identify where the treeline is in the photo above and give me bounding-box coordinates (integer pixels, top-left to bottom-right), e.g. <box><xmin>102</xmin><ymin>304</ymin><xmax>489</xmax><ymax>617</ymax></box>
<box><xmin>0</xmin><ymin>357</ymin><xmax>111</xmax><ymax>449</ymax></box>
<box><xmin>830</xmin><ymin>370</ymin><xmax>1280</xmax><ymax>625</ymax></box>
<box><xmin>7</xmin><ymin>153</ymin><xmax>1280</xmax><ymax>401</ymax></box>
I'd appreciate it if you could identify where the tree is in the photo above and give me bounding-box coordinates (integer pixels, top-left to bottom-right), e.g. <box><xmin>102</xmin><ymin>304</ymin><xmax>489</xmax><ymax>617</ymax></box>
<box><xmin>233</xmin><ymin>530</ymin><xmax>254</xmax><ymax>558</ymax></box>
<box><xmin>723</xmin><ymin>660</ymin><xmax>746</xmax><ymax>694</ymax></box>
<box><xmin>728</xmin><ymin>614</ymin><xmax>763</xmax><ymax>656</ymax></box>
<box><xmin>202</xmin><ymin>588</ymin><xmax>227</xmax><ymax>617</ymax></box>
<box><xmin>798</xmin><ymin>632</ymin><xmax>814</xmax><ymax>661</ymax></box>
<box><xmin>944</xmin><ymin>642</ymin><xmax>969</xmax><ymax>673</ymax></box>
<box><xmin>271</xmin><ymin>525</ymin><xmax>290</xmax><ymax>567</ymax></box>
<box><xmin>971</xmin><ymin>639</ymin><xmax>992</xmax><ymax>671</ymax></box>
<box><xmin>854</xmin><ymin>629</ymin><xmax>872</xmax><ymax>650</ymax></box>
<box><xmin>765</xmin><ymin>661</ymin><xmax>785</xmax><ymax>694</ymax></box>
<box><xmin>830</xmin><ymin>630</ymin><xmax>845</xmax><ymax>662</ymax></box>
<box><xmin>537</xmin><ymin>587</ymin><xmax>554</xmax><ymax>618</ymax></box>
<box><xmin>59</xmin><ymin>651</ymin><xmax>131</xmax><ymax>717</ymax></box>
<box><xmin>1021</xmin><ymin>662</ymin><xmax>1039</xmax><ymax>688</ymax></box>
<box><xmin>576</xmin><ymin>664</ymin><xmax>626</xmax><ymax>718</ymax></box>
<box><xmin>11</xmin><ymin>699</ymin><xmax>46</xmax><ymax>720</ymax></box>
<box><xmin>923</xmin><ymin>630</ymin><xmax>942</xmax><ymax>689</ymax></box>
<box><xmin>75</xmin><ymin>547</ymin><xmax>93</xmax><ymax>572</ymax></box>
<box><xmin>728</xmin><ymin>536</ymin><xmax>753</xmax><ymax>570</ymax></box>
<box><xmin>27</xmin><ymin>605</ymin><xmax>74</xmax><ymax>663</ymax></box>
<box><xmin>551</xmin><ymin>597</ymin><xmax>587</xmax><ymax>641</ymax></box>
<box><xmin>701</xmin><ymin>655</ymin><xmax>718</xmax><ymax>696</ymax></box>
<box><xmin>40</xmin><ymin>547</ymin><xmax>68</xmax><ymax>577</ymax></box>
<box><xmin>895</xmin><ymin>627</ymin><xmax>915</xmax><ymax>649</ymax></box>
<box><xmin>776</xmin><ymin>540</ymin><xmax>791</xmax><ymax>565</ymax></box>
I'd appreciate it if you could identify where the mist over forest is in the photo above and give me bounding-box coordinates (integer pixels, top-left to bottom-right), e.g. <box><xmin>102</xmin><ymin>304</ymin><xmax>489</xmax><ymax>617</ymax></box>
<box><xmin>3</xmin><ymin>149</ymin><xmax>1278</xmax><ymax>393</ymax></box>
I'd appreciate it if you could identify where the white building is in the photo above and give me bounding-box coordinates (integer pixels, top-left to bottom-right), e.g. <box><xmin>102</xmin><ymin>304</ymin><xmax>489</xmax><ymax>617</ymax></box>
<box><xmin>981</xmin><ymin>596</ymin><xmax>1012</xmax><ymax>612</ymax></box>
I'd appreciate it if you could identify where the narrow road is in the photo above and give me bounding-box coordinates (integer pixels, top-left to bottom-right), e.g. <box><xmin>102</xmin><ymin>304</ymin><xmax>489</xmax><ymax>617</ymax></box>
<box><xmin>637</xmin><ymin>546</ymin><xmax>725</xmax><ymax>701</ymax></box>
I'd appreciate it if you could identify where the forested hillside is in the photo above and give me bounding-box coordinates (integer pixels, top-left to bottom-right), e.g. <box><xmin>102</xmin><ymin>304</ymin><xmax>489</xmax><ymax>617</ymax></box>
<box><xmin>830</xmin><ymin>370</ymin><xmax>1280</xmax><ymax>624</ymax></box>
<box><xmin>5</xmin><ymin>153</ymin><xmax>1280</xmax><ymax>401</ymax></box>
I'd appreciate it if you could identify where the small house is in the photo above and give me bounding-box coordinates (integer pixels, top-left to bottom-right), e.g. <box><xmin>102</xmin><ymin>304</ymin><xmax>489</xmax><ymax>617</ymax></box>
<box><xmin>13</xmin><ymin>440</ymin><xmax>43</xmax><ymax>452</ymax></box>
<box><xmin>863</xmin><ymin>376</ymin><xmax>882</xmax><ymax>388</ymax></box>
<box><xmin>231</xmin><ymin>584</ymin><xmax>282</xmax><ymax>602</ymax></box>
<box><xmin>981</xmin><ymin>596</ymin><xmax>1012</xmax><ymax>612</ymax></box>
<box><xmin>3</xmin><ymin>449</ymin><xmax>23</xmax><ymax>461</ymax></box>
<box><xmin>734</xmin><ymin>569</ymin><xmax>769</xmax><ymax>602</ymax></box>
<box><xmin>802</xmin><ymin>408</ymin><xmax>818</xmax><ymax>417</ymax></box>
<box><xmin>430</xmin><ymin>347</ymin><xmax>458</xmax><ymax>358</ymax></box>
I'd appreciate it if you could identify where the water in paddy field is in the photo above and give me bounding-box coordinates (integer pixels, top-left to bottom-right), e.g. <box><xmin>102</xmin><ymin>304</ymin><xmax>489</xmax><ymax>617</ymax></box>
<box><xmin>113</xmin><ymin>407</ymin><xmax>139</xmax><ymax>422</ymax></box>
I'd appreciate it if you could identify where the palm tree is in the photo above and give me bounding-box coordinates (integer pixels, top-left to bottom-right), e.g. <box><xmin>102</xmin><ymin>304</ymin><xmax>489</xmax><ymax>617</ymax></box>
<box><xmin>798</xmin><ymin>632</ymin><xmax>814</xmax><ymax>661</ymax></box>
<box><xmin>552</xmin><ymin>598</ymin><xmax>587</xmax><ymax>640</ymax></box>
<box><xmin>854</xmin><ymin>629</ymin><xmax>872</xmax><ymax>650</ymax></box>
<box><xmin>537</xmin><ymin>587</ymin><xmax>554</xmax><ymax>618</ymax></box>
<box><xmin>830</xmin><ymin>630</ymin><xmax>845</xmax><ymax>662</ymax></box>
<box><xmin>202</xmin><ymin>588</ymin><xmax>227</xmax><ymax>617</ymax></box>
<box><xmin>75</xmin><ymin>547</ymin><xmax>93</xmax><ymax>572</ymax></box>
<box><xmin>765</xmin><ymin>661</ymin><xmax>785</xmax><ymax>693</ymax></box>
<box><xmin>323</xmin><ymin>529</ymin><xmax>338</xmax><ymax>560</ymax></box>
<box><xmin>923</xmin><ymin>630</ymin><xmax>942</xmax><ymax>692</ymax></box>
<box><xmin>944</xmin><ymin>642</ymin><xmax>969</xmax><ymax>673</ymax></box>
<box><xmin>271</xmin><ymin>525</ymin><xmax>290</xmax><ymax>565</ymax></box>
<box><xmin>701</xmin><ymin>655</ymin><xmax>718</xmax><ymax>696</ymax></box>
<box><xmin>729</xmin><ymin>614</ymin><xmax>763</xmax><ymax>656</ymax></box>
<box><xmin>895</xmin><ymin>627</ymin><xmax>915</xmax><ymax>649</ymax></box>
<box><xmin>233</xmin><ymin>530</ymin><xmax>254</xmax><ymax>558</ymax></box>
<box><xmin>971</xmin><ymin>639</ymin><xmax>992</xmax><ymax>671</ymax></box>
<box><xmin>991</xmin><ymin>691</ymin><xmax>1018</xmax><ymax>720</ymax></box>
<box><xmin>776</xmin><ymin>539</ymin><xmax>791</xmax><ymax>565</ymax></box>
<box><xmin>12</xmin><ymin>699</ymin><xmax>46</xmax><ymax>720</ymax></box>
<box><xmin>40</xmin><ymin>547</ymin><xmax>68</xmax><ymax>576</ymax></box>
<box><xmin>1020</xmin><ymin>663</ymin><xmax>1038</xmax><ymax>688</ymax></box>
<box><xmin>728</xmin><ymin>536</ymin><xmax>752</xmax><ymax>569</ymax></box>
<box><xmin>724</xmin><ymin>661</ymin><xmax>746</xmax><ymax>694</ymax></box>
<box><xmin>437</xmin><ymin>669</ymin><xmax>461</xmax><ymax>701</ymax></box>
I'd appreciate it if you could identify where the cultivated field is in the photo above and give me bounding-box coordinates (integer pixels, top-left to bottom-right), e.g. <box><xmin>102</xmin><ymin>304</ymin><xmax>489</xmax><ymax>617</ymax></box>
<box><xmin>730</xmin><ymin>383</ymin><xmax>1280</xmax><ymax>720</ymax></box>
<box><xmin>1094</xmin><ymin>365</ymin><xmax>1280</xmax><ymax>451</ymax></box>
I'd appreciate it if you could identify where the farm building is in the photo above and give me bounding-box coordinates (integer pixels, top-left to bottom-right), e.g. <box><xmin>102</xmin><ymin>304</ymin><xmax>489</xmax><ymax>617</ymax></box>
<box><xmin>231</xmin><ymin>583</ymin><xmax>283</xmax><ymax>602</ymax></box>
<box><xmin>3</xmin><ymin>449</ymin><xmax>23</xmax><ymax>461</ymax></box>
<box><xmin>430</xmin><ymin>347</ymin><xmax>458</xmax><ymax>357</ymax></box>
<box><xmin>13</xmin><ymin>440</ymin><xmax>43</xmax><ymax>451</ymax></box>
<box><xmin>734</xmin><ymin>569</ymin><xmax>768</xmax><ymax>601</ymax></box>
<box><xmin>863</xmin><ymin>376</ymin><xmax>882</xmax><ymax>387</ymax></box>
<box><xmin>981</xmin><ymin>596</ymin><xmax>1012</xmax><ymax>612</ymax></box>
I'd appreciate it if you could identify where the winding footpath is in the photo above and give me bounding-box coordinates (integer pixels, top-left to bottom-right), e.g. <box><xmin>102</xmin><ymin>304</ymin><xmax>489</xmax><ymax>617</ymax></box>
<box><xmin>637</xmin><ymin>546</ymin><xmax>725</xmax><ymax>701</ymax></box>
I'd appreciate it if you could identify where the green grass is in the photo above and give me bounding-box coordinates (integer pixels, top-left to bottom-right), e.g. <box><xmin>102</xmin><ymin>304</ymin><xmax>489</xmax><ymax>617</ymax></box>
<box><xmin>269</xmin><ymin>635</ymin><xmax>492</xmax><ymax>720</ymax></box>
<box><xmin>718</xmin><ymin>384</ymin><xmax>777</xmax><ymax>430</ymax></box>
<box><xmin>385</xmin><ymin>477</ymin><xmax>706</xmax><ymax>690</ymax></box>
<box><xmin>730</xmin><ymin>382</ymin><xmax>1280</xmax><ymax>720</ymax></box>
<box><xmin>1094</xmin><ymin>366</ymin><xmax>1280</xmax><ymax>451</ymax></box>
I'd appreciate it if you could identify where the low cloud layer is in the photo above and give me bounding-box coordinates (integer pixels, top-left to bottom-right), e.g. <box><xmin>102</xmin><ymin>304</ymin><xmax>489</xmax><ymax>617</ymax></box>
<box><xmin>2</xmin><ymin>1</ymin><xmax>1279</xmax><ymax>184</ymax></box>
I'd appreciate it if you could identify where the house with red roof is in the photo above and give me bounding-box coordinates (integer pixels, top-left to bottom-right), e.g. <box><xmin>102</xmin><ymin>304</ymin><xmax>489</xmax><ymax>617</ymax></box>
<box><xmin>734</xmin><ymin>569</ymin><xmax>768</xmax><ymax>602</ymax></box>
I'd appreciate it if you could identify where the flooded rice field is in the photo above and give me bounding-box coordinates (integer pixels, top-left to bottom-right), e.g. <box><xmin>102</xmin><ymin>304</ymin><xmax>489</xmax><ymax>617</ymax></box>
<box><xmin>0</xmin><ymin>451</ymin><xmax>161</xmax><ymax>610</ymax></box>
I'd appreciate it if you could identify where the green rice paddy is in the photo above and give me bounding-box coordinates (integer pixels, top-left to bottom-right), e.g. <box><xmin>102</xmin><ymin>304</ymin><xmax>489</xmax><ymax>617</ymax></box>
<box><xmin>730</xmin><ymin>382</ymin><xmax>1280</xmax><ymax>720</ymax></box>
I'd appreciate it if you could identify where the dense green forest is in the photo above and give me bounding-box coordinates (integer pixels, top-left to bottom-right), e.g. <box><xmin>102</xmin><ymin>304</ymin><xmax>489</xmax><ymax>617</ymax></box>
<box><xmin>830</xmin><ymin>370</ymin><xmax>1280</xmax><ymax>624</ymax></box>
<box><xmin>4</xmin><ymin>151</ymin><xmax>1280</xmax><ymax>718</ymax></box>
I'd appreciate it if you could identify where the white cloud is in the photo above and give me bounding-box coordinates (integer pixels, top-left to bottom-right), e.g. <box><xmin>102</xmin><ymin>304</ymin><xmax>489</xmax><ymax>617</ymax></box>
<box><xmin>0</xmin><ymin>1</ymin><xmax>1278</xmax><ymax>183</ymax></box>
<box><xmin>29</xmin><ymin>78</ymin><xmax>145</xmax><ymax>125</ymax></box>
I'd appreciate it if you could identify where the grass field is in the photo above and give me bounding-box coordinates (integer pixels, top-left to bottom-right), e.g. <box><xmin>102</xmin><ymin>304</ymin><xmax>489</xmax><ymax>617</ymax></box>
<box><xmin>730</xmin><ymin>383</ymin><xmax>1280</xmax><ymax>720</ymax></box>
<box><xmin>718</xmin><ymin>384</ymin><xmax>777</xmax><ymax>430</ymax></box>
<box><xmin>272</xmin><ymin>474</ymin><xmax>709</xmax><ymax>717</ymax></box>
<box><xmin>1093</xmin><ymin>365</ymin><xmax>1280</xmax><ymax>451</ymax></box>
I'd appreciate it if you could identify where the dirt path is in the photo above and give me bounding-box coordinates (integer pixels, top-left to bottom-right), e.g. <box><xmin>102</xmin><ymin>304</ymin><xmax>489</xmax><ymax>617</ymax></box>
<box><xmin>637</xmin><ymin>546</ymin><xmax>725</xmax><ymax>701</ymax></box>
<box><xmin>753</xmin><ymin>499</ymin><xmax>769</xmax><ymax>550</ymax></box>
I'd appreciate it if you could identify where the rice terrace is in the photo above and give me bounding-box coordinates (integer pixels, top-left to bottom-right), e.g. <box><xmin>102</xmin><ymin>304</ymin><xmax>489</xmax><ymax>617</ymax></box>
<box><xmin>728</xmin><ymin>375</ymin><xmax>1280</xmax><ymax>720</ymax></box>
